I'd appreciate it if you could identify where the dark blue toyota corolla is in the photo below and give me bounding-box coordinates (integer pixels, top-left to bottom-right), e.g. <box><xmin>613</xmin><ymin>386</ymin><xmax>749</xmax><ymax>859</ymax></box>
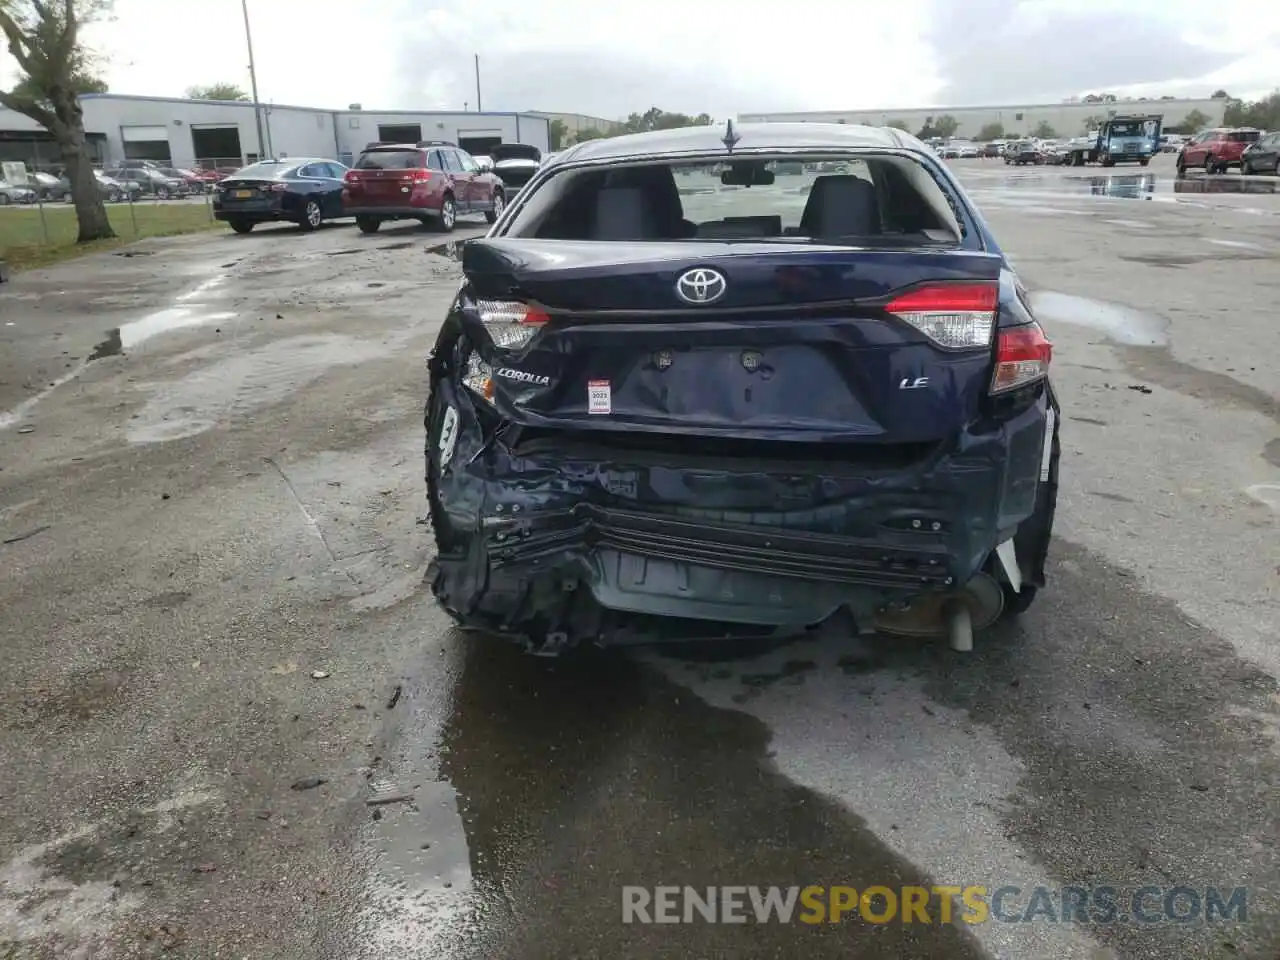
<box><xmin>424</xmin><ymin>122</ymin><xmax>1060</xmax><ymax>655</ymax></box>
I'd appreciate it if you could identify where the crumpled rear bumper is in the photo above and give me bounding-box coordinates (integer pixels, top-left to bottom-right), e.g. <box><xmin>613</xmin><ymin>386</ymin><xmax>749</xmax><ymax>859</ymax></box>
<box><xmin>427</xmin><ymin>381</ymin><xmax>1057</xmax><ymax>645</ymax></box>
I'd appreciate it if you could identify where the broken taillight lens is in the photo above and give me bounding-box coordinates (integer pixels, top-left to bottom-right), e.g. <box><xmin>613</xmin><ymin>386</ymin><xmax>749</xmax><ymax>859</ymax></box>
<box><xmin>473</xmin><ymin>299</ymin><xmax>550</xmax><ymax>349</ymax></box>
<box><xmin>462</xmin><ymin>351</ymin><xmax>497</xmax><ymax>405</ymax></box>
<box><xmin>991</xmin><ymin>324</ymin><xmax>1052</xmax><ymax>393</ymax></box>
<box><xmin>884</xmin><ymin>282</ymin><xmax>997</xmax><ymax>349</ymax></box>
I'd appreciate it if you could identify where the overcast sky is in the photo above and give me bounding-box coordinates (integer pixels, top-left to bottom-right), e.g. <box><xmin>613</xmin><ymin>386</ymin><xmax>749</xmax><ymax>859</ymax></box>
<box><xmin>3</xmin><ymin>0</ymin><xmax>1277</xmax><ymax>118</ymax></box>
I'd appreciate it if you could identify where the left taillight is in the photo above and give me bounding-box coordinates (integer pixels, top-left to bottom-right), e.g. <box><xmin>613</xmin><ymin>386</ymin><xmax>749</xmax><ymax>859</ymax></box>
<box><xmin>473</xmin><ymin>299</ymin><xmax>549</xmax><ymax>349</ymax></box>
<box><xmin>991</xmin><ymin>324</ymin><xmax>1052</xmax><ymax>393</ymax></box>
<box><xmin>884</xmin><ymin>281</ymin><xmax>997</xmax><ymax>349</ymax></box>
<box><xmin>461</xmin><ymin>300</ymin><xmax>550</xmax><ymax>404</ymax></box>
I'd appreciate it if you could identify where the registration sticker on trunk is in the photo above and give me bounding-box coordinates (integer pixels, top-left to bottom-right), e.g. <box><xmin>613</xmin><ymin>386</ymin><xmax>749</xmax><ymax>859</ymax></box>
<box><xmin>587</xmin><ymin>379</ymin><xmax>612</xmax><ymax>415</ymax></box>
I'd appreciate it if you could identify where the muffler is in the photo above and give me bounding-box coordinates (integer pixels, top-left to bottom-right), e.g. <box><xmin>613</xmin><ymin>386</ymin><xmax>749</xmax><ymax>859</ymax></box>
<box><xmin>873</xmin><ymin>571</ymin><xmax>1005</xmax><ymax>650</ymax></box>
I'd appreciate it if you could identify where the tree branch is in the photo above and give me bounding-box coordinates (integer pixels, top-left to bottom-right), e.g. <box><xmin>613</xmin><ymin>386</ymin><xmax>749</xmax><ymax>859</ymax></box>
<box><xmin>61</xmin><ymin>0</ymin><xmax>77</xmax><ymax>48</ymax></box>
<box><xmin>0</xmin><ymin>87</ymin><xmax>58</xmax><ymax>130</ymax></box>
<box><xmin>0</xmin><ymin>8</ymin><xmax>38</xmax><ymax>74</ymax></box>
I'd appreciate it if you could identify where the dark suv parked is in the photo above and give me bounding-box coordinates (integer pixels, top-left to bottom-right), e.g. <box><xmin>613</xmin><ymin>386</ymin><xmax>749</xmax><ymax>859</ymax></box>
<box><xmin>342</xmin><ymin>140</ymin><xmax>506</xmax><ymax>233</ymax></box>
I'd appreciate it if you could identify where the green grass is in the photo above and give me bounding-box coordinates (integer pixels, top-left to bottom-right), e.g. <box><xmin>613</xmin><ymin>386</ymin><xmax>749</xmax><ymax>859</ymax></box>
<box><xmin>0</xmin><ymin>201</ymin><xmax>222</xmax><ymax>271</ymax></box>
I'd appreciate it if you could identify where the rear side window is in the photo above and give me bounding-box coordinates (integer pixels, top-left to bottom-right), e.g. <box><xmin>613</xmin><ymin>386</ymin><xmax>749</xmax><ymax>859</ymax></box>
<box><xmin>1228</xmin><ymin>131</ymin><xmax>1261</xmax><ymax>143</ymax></box>
<box><xmin>355</xmin><ymin>149</ymin><xmax>425</xmax><ymax>170</ymax></box>
<box><xmin>441</xmin><ymin>150</ymin><xmax>464</xmax><ymax>173</ymax></box>
<box><xmin>504</xmin><ymin>153</ymin><xmax>964</xmax><ymax>247</ymax></box>
<box><xmin>427</xmin><ymin>151</ymin><xmax>444</xmax><ymax>171</ymax></box>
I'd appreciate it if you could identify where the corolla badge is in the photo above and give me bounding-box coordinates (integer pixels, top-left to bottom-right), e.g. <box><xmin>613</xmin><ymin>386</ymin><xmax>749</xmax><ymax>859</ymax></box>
<box><xmin>496</xmin><ymin>367</ymin><xmax>551</xmax><ymax>386</ymax></box>
<box><xmin>675</xmin><ymin>268</ymin><xmax>727</xmax><ymax>305</ymax></box>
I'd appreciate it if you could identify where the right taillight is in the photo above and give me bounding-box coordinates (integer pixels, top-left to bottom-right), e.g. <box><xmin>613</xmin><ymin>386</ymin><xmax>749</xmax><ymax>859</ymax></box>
<box><xmin>991</xmin><ymin>324</ymin><xmax>1052</xmax><ymax>393</ymax></box>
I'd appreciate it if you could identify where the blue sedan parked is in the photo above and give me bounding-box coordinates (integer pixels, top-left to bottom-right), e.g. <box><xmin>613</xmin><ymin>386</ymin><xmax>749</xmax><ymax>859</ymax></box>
<box><xmin>213</xmin><ymin>158</ymin><xmax>349</xmax><ymax>234</ymax></box>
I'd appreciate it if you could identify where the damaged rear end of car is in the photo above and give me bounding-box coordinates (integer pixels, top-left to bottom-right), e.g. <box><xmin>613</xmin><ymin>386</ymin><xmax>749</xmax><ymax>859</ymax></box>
<box><xmin>425</xmin><ymin>125</ymin><xmax>1060</xmax><ymax>654</ymax></box>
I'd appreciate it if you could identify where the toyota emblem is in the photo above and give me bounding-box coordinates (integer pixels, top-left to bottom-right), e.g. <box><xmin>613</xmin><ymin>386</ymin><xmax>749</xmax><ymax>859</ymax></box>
<box><xmin>675</xmin><ymin>268</ymin><xmax>727</xmax><ymax>305</ymax></box>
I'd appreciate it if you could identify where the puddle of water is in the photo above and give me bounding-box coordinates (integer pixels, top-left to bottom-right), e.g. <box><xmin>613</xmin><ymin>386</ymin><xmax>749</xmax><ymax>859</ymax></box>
<box><xmin>175</xmin><ymin>276</ymin><xmax>227</xmax><ymax>302</ymax></box>
<box><xmin>988</xmin><ymin>172</ymin><xmax>1280</xmax><ymax>207</ymax></box>
<box><xmin>1173</xmin><ymin>177</ymin><xmax>1279</xmax><ymax>196</ymax></box>
<box><xmin>0</xmin><ymin>366</ymin><xmax>90</xmax><ymax>431</ymax></box>
<box><xmin>1028</xmin><ymin>291</ymin><xmax>1168</xmax><ymax>346</ymax></box>
<box><xmin>424</xmin><ymin>241</ymin><xmax>467</xmax><ymax>260</ymax></box>
<box><xmin>119</xmin><ymin>307</ymin><xmax>237</xmax><ymax>351</ymax></box>
<box><xmin>359</xmin><ymin>779</ymin><xmax>477</xmax><ymax>954</ymax></box>
<box><xmin>1207</xmin><ymin>238</ymin><xmax>1266</xmax><ymax>251</ymax></box>
<box><xmin>88</xmin><ymin>329</ymin><xmax>122</xmax><ymax>361</ymax></box>
<box><xmin>1245</xmin><ymin>484</ymin><xmax>1280</xmax><ymax>512</ymax></box>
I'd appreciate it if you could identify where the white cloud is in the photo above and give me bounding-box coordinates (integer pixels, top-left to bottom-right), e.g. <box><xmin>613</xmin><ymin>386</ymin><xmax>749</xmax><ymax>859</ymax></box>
<box><xmin>1</xmin><ymin>0</ymin><xmax>1277</xmax><ymax>115</ymax></box>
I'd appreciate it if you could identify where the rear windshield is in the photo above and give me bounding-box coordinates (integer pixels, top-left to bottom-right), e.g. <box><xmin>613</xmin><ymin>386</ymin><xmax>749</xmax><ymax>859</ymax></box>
<box><xmin>1227</xmin><ymin>131</ymin><xmax>1261</xmax><ymax>143</ymax></box>
<box><xmin>502</xmin><ymin>154</ymin><xmax>963</xmax><ymax>246</ymax></box>
<box><xmin>355</xmin><ymin>149</ymin><xmax>425</xmax><ymax>170</ymax></box>
<box><xmin>234</xmin><ymin>161</ymin><xmax>292</xmax><ymax>178</ymax></box>
<box><xmin>492</xmin><ymin>144</ymin><xmax>542</xmax><ymax>163</ymax></box>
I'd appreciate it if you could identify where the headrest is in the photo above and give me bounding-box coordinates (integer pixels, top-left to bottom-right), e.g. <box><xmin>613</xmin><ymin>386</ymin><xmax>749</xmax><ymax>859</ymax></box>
<box><xmin>802</xmin><ymin>175</ymin><xmax>881</xmax><ymax>237</ymax></box>
<box><xmin>591</xmin><ymin>186</ymin><xmax>659</xmax><ymax>239</ymax></box>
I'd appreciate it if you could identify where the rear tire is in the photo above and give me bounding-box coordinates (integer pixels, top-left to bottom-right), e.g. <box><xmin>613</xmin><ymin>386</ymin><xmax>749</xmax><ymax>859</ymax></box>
<box><xmin>485</xmin><ymin>191</ymin><xmax>505</xmax><ymax>224</ymax></box>
<box><xmin>437</xmin><ymin>195</ymin><xmax>457</xmax><ymax>232</ymax></box>
<box><xmin>425</xmin><ymin>383</ymin><xmax>462</xmax><ymax>552</ymax></box>
<box><xmin>298</xmin><ymin>199</ymin><xmax>322</xmax><ymax>231</ymax></box>
<box><xmin>1001</xmin><ymin>584</ymin><xmax>1039</xmax><ymax>617</ymax></box>
<box><xmin>229</xmin><ymin>219</ymin><xmax>254</xmax><ymax>234</ymax></box>
<box><xmin>356</xmin><ymin>216</ymin><xmax>381</xmax><ymax>234</ymax></box>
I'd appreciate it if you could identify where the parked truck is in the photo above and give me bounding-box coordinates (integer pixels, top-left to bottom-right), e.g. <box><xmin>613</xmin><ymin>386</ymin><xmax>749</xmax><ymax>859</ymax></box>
<box><xmin>1067</xmin><ymin>115</ymin><xmax>1162</xmax><ymax>167</ymax></box>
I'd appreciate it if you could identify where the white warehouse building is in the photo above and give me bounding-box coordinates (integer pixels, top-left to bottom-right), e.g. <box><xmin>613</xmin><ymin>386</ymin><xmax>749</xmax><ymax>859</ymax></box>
<box><xmin>738</xmin><ymin>97</ymin><xmax>1228</xmax><ymax>139</ymax></box>
<box><xmin>0</xmin><ymin>93</ymin><xmax>552</xmax><ymax>170</ymax></box>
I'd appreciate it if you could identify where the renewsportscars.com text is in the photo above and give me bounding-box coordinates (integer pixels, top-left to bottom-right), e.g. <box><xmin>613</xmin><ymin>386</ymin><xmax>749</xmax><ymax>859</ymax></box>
<box><xmin>621</xmin><ymin>885</ymin><xmax>1248</xmax><ymax>925</ymax></box>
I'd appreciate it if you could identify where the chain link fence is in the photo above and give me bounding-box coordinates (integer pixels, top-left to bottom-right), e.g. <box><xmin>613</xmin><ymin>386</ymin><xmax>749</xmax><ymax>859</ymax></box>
<box><xmin>0</xmin><ymin>153</ymin><xmax>261</xmax><ymax>262</ymax></box>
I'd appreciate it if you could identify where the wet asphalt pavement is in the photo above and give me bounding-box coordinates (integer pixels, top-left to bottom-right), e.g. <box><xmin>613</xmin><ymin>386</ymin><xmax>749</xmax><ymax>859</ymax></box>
<box><xmin>2</xmin><ymin>157</ymin><xmax>1279</xmax><ymax>959</ymax></box>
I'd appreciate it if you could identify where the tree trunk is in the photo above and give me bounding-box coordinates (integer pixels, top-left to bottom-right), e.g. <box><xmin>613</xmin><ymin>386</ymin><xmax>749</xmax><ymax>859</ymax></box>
<box><xmin>50</xmin><ymin>92</ymin><xmax>115</xmax><ymax>243</ymax></box>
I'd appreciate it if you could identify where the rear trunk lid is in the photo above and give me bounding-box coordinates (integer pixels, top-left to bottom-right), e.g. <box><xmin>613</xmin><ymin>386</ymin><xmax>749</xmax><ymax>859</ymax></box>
<box><xmin>461</xmin><ymin>239</ymin><xmax>1005</xmax><ymax>444</ymax></box>
<box><xmin>218</xmin><ymin>178</ymin><xmax>282</xmax><ymax>208</ymax></box>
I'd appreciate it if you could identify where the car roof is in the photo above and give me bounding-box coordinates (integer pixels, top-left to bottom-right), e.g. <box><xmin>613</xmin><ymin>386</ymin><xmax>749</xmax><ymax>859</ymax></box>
<box><xmin>239</xmin><ymin>158</ymin><xmax>339</xmax><ymax>172</ymax></box>
<box><xmin>558</xmin><ymin>122</ymin><xmax>918</xmax><ymax>164</ymax></box>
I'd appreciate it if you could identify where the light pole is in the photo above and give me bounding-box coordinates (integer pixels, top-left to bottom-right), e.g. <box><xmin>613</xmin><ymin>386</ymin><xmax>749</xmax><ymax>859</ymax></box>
<box><xmin>474</xmin><ymin>54</ymin><xmax>482</xmax><ymax>112</ymax></box>
<box><xmin>241</xmin><ymin>0</ymin><xmax>267</xmax><ymax>160</ymax></box>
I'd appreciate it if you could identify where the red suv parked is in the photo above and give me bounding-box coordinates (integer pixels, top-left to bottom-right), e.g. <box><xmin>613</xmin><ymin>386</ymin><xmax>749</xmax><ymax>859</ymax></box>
<box><xmin>342</xmin><ymin>141</ymin><xmax>506</xmax><ymax>234</ymax></box>
<box><xmin>1177</xmin><ymin>128</ymin><xmax>1263</xmax><ymax>174</ymax></box>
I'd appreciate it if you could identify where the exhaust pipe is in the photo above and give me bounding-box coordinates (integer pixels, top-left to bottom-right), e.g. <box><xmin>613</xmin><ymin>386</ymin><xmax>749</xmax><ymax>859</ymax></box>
<box><xmin>873</xmin><ymin>571</ymin><xmax>1005</xmax><ymax>650</ymax></box>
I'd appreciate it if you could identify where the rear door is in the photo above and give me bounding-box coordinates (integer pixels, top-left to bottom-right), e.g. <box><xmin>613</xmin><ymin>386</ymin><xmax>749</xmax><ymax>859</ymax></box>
<box><xmin>455</xmin><ymin>148</ymin><xmax>490</xmax><ymax>209</ymax></box>
<box><xmin>320</xmin><ymin>162</ymin><xmax>348</xmax><ymax>213</ymax></box>
<box><xmin>1182</xmin><ymin>133</ymin><xmax>1207</xmax><ymax>165</ymax></box>
<box><xmin>1227</xmin><ymin>130</ymin><xmax>1261</xmax><ymax>162</ymax></box>
<box><xmin>1261</xmin><ymin>134</ymin><xmax>1280</xmax><ymax>169</ymax></box>
<box><xmin>441</xmin><ymin>149</ymin><xmax>474</xmax><ymax>210</ymax></box>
